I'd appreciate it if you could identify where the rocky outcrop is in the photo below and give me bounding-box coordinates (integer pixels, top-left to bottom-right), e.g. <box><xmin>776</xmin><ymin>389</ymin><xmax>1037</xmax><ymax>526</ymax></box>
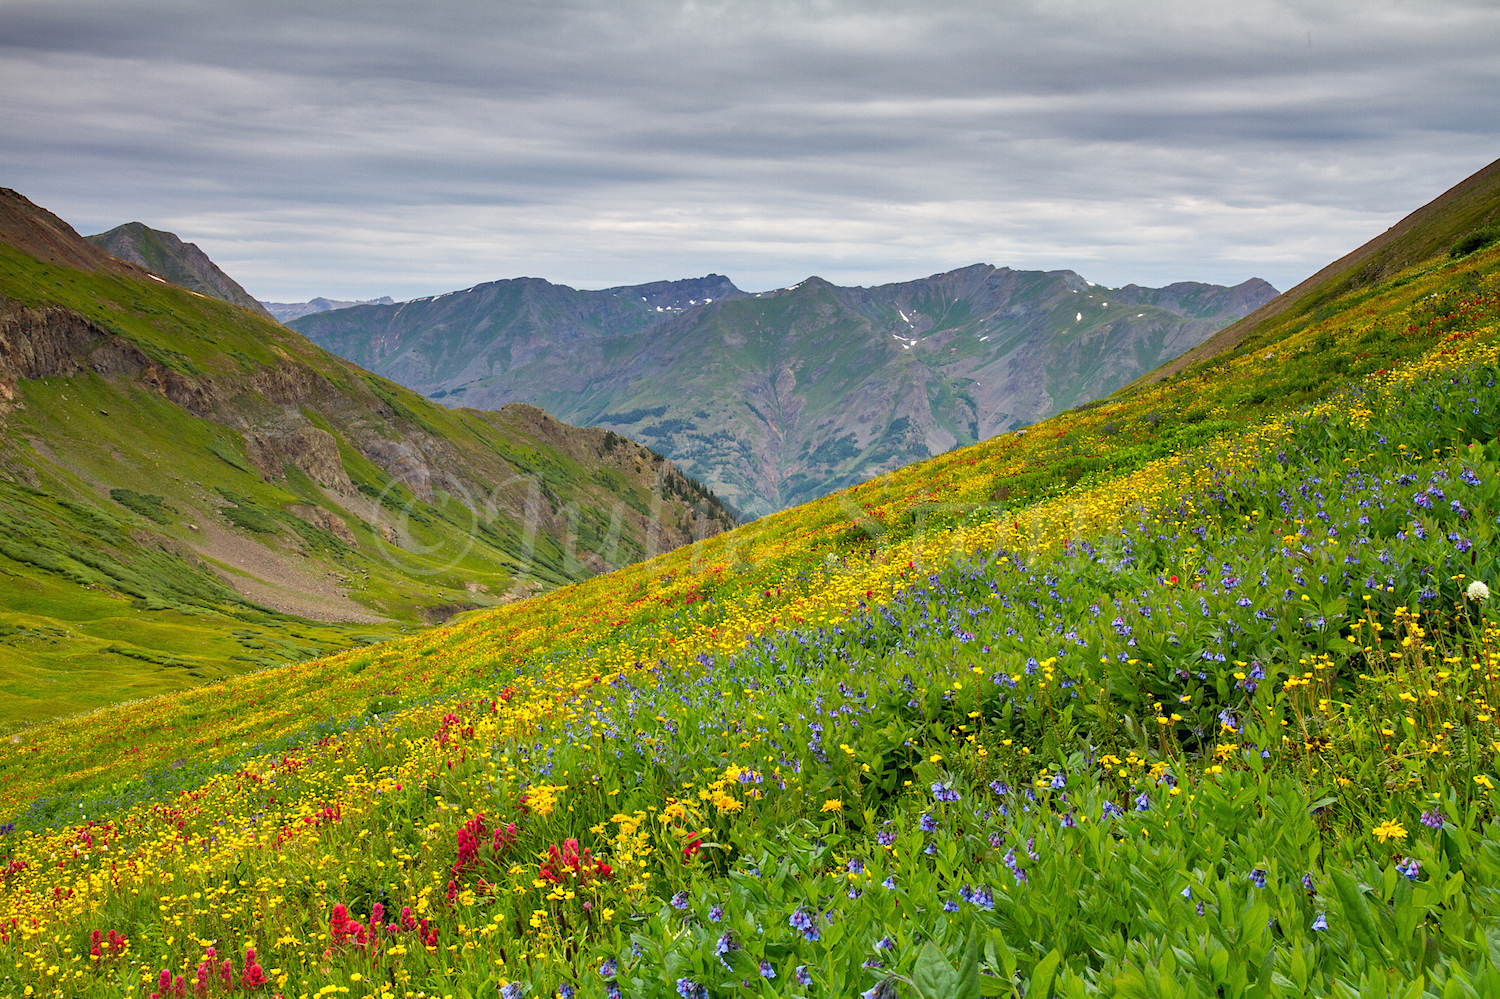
<box><xmin>244</xmin><ymin>426</ymin><xmax>355</xmax><ymax>496</ymax></box>
<box><xmin>288</xmin><ymin>504</ymin><xmax>358</xmax><ymax>545</ymax></box>
<box><xmin>0</xmin><ymin>301</ymin><xmax>130</xmax><ymax>380</ymax></box>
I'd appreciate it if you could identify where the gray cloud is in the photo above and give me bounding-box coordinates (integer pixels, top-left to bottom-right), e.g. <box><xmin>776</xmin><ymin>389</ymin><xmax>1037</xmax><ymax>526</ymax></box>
<box><xmin>1</xmin><ymin>0</ymin><xmax>1497</xmax><ymax>300</ymax></box>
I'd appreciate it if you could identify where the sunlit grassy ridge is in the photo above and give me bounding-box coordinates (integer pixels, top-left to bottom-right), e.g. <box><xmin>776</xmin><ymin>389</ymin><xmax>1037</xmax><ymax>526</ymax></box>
<box><xmin>3</xmin><ymin>241</ymin><xmax>1500</xmax><ymax>996</ymax></box>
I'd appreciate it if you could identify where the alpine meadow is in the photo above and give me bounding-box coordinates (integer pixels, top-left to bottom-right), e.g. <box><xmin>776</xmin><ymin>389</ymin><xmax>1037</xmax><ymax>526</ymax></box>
<box><xmin>6</xmin><ymin>143</ymin><xmax>1500</xmax><ymax>999</ymax></box>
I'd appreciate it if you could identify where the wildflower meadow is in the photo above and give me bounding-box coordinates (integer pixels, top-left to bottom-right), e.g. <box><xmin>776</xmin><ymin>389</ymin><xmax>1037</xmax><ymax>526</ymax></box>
<box><xmin>4</xmin><ymin>248</ymin><xmax>1500</xmax><ymax>997</ymax></box>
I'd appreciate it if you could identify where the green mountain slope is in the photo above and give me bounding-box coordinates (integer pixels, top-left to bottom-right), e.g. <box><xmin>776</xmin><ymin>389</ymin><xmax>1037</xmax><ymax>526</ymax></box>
<box><xmin>0</xmin><ymin>189</ymin><xmax>732</xmax><ymax>724</ymax></box>
<box><xmin>84</xmin><ymin>222</ymin><xmax>272</xmax><ymax>317</ymax></box>
<box><xmin>1140</xmin><ymin>154</ymin><xmax>1500</xmax><ymax>386</ymax></box>
<box><xmin>293</xmin><ymin>274</ymin><xmax>744</xmax><ymax>384</ymax></box>
<box><xmin>293</xmin><ymin>266</ymin><xmax>1273</xmax><ymax>517</ymax></box>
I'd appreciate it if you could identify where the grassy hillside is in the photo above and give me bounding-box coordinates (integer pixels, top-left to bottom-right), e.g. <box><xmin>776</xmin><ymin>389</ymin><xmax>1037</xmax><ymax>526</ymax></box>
<box><xmin>1139</xmin><ymin>156</ymin><xmax>1500</xmax><ymax>387</ymax></box>
<box><xmin>3</xmin><ymin>177</ymin><xmax>1500</xmax><ymax>995</ymax></box>
<box><xmin>0</xmin><ymin>192</ymin><xmax>733</xmax><ymax>725</ymax></box>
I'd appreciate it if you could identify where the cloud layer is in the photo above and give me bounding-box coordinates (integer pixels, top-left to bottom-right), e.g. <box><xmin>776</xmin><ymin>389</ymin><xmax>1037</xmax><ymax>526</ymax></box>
<box><xmin>2</xmin><ymin>0</ymin><xmax>1497</xmax><ymax>300</ymax></box>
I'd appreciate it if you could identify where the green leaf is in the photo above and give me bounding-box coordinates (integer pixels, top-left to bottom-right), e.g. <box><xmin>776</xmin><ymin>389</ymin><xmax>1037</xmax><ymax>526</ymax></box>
<box><xmin>1029</xmin><ymin>949</ymin><xmax>1063</xmax><ymax>999</ymax></box>
<box><xmin>956</xmin><ymin>929</ymin><xmax>982</xmax><ymax>999</ymax></box>
<box><xmin>914</xmin><ymin>942</ymin><xmax>962</xmax><ymax>999</ymax></box>
<box><xmin>1331</xmin><ymin>870</ymin><xmax>1388</xmax><ymax>961</ymax></box>
<box><xmin>987</xmin><ymin>929</ymin><xmax>1017</xmax><ymax>982</ymax></box>
<box><xmin>1360</xmin><ymin>969</ymin><xmax>1389</xmax><ymax>999</ymax></box>
<box><xmin>979</xmin><ymin>977</ymin><xmax>1012</xmax><ymax>998</ymax></box>
<box><xmin>1442</xmin><ymin>966</ymin><xmax>1479</xmax><ymax>999</ymax></box>
<box><xmin>1398</xmin><ymin>978</ymin><xmax>1427</xmax><ymax>999</ymax></box>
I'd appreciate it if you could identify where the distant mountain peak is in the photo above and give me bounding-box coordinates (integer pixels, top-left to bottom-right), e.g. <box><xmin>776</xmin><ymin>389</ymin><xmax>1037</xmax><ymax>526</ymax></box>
<box><xmin>260</xmin><ymin>296</ymin><xmax>396</xmax><ymax>323</ymax></box>
<box><xmin>85</xmin><ymin>222</ymin><xmax>271</xmax><ymax>317</ymax></box>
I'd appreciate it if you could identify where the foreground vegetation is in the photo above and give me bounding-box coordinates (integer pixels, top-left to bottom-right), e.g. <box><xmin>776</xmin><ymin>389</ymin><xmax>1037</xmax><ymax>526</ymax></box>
<box><xmin>3</xmin><ymin>237</ymin><xmax>1500</xmax><ymax>997</ymax></box>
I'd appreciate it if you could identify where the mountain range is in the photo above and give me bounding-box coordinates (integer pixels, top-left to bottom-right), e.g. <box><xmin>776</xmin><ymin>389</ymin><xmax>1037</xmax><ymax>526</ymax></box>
<box><xmin>291</xmin><ymin>268</ymin><xmax>1276</xmax><ymax>517</ymax></box>
<box><xmin>0</xmin><ymin>189</ymin><xmax>731</xmax><ymax>720</ymax></box>
<box><xmin>262</xmin><ymin>296</ymin><xmax>396</xmax><ymax>323</ymax></box>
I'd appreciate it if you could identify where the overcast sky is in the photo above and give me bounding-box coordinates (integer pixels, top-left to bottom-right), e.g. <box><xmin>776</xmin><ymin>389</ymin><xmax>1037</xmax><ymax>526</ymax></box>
<box><xmin>2</xmin><ymin>1</ymin><xmax>1497</xmax><ymax>301</ymax></box>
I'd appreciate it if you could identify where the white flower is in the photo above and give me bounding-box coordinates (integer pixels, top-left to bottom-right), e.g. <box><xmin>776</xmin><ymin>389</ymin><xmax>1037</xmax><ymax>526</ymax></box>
<box><xmin>1468</xmin><ymin>580</ymin><xmax>1491</xmax><ymax>601</ymax></box>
